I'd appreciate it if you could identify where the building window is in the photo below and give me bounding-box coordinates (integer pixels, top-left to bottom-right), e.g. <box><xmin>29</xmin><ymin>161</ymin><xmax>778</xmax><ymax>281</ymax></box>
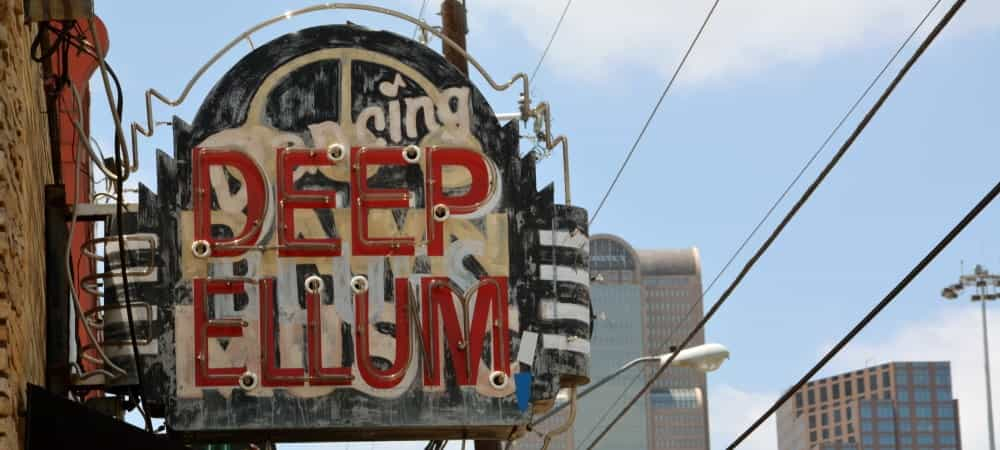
<box><xmin>941</xmin><ymin>434</ymin><xmax>956</xmax><ymax>444</ymax></box>
<box><xmin>857</xmin><ymin>378</ymin><xmax>865</xmax><ymax>394</ymax></box>
<box><xmin>810</xmin><ymin>431</ymin><xmax>817</xmax><ymax>442</ymax></box>
<box><xmin>939</xmin><ymin>420</ymin><xmax>955</xmax><ymax>432</ymax></box>
<box><xmin>796</xmin><ymin>392</ymin><xmax>803</xmax><ymax>408</ymax></box>
<box><xmin>862</xmin><ymin>434</ymin><xmax>873</xmax><ymax>445</ymax></box>
<box><xmin>917</xmin><ymin>433</ymin><xmax>934</xmax><ymax>445</ymax></box>
<box><xmin>913</xmin><ymin>369</ymin><xmax>930</xmax><ymax>385</ymax></box>
<box><xmin>936</xmin><ymin>387</ymin><xmax>951</xmax><ymax>401</ymax></box>
<box><xmin>821</xmin><ymin>413</ymin><xmax>828</xmax><ymax>426</ymax></box>
<box><xmin>808</xmin><ymin>389</ymin><xmax>816</xmax><ymax>406</ymax></box>
<box><xmin>895</xmin><ymin>371</ymin><xmax>908</xmax><ymax>385</ymax></box>
<box><xmin>877</xmin><ymin>404</ymin><xmax>893</xmax><ymax>418</ymax></box>
<box><xmin>916</xmin><ymin>406</ymin><xmax>933</xmax><ymax>418</ymax></box>
<box><xmin>820</xmin><ymin>387</ymin><xmax>828</xmax><ymax>402</ymax></box>
<box><xmin>846</xmin><ymin>406</ymin><xmax>852</xmax><ymax>420</ymax></box>
<box><xmin>878</xmin><ymin>433</ymin><xmax>894</xmax><ymax>445</ymax></box>
<box><xmin>898</xmin><ymin>421</ymin><xmax>911</xmax><ymax>432</ymax></box>
<box><xmin>822</xmin><ymin>429</ymin><xmax>829</xmax><ymax>439</ymax></box>
<box><xmin>899</xmin><ymin>435</ymin><xmax>913</xmax><ymax>445</ymax></box>
<box><xmin>833</xmin><ymin>409</ymin><xmax>841</xmax><ymax>423</ymax></box>
<box><xmin>832</xmin><ymin>384</ymin><xmax>840</xmax><ymax>400</ymax></box>
<box><xmin>861</xmin><ymin>422</ymin><xmax>873</xmax><ymax>432</ymax></box>
<box><xmin>878</xmin><ymin>421</ymin><xmax>894</xmax><ymax>432</ymax></box>
<box><xmin>917</xmin><ymin>420</ymin><xmax>933</xmax><ymax>432</ymax></box>
<box><xmin>834</xmin><ymin>425</ymin><xmax>842</xmax><ymax>436</ymax></box>
<box><xmin>847</xmin><ymin>423</ymin><xmax>854</xmax><ymax>434</ymax></box>
<box><xmin>898</xmin><ymin>405</ymin><xmax>910</xmax><ymax>417</ymax></box>
<box><xmin>882</xmin><ymin>372</ymin><xmax>890</xmax><ymax>387</ymax></box>
<box><xmin>870</xmin><ymin>374</ymin><xmax>878</xmax><ymax>390</ymax></box>
<box><xmin>897</xmin><ymin>390</ymin><xmax>909</xmax><ymax>401</ymax></box>
<box><xmin>861</xmin><ymin>405</ymin><xmax>872</xmax><ymax>418</ymax></box>
<box><xmin>914</xmin><ymin>388</ymin><xmax>931</xmax><ymax>401</ymax></box>
<box><xmin>809</xmin><ymin>415</ymin><xmax>816</xmax><ymax>428</ymax></box>
<box><xmin>935</xmin><ymin>371</ymin><xmax>951</xmax><ymax>385</ymax></box>
<box><xmin>938</xmin><ymin>405</ymin><xmax>955</xmax><ymax>418</ymax></box>
<box><xmin>845</xmin><ymin>380</ymin><xmax>853</xmax><ymax>397</ymax></box>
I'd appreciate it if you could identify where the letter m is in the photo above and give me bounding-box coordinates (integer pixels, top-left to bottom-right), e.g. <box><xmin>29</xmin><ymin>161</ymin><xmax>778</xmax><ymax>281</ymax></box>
<box><xmin>420</xmin><ymin>277</ymin><xmax>510</xmax><ymax>386</ymax></box>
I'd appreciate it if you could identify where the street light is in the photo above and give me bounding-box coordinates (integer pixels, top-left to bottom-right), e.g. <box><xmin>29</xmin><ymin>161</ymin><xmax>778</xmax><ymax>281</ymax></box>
<box><xmin>532</xmin><ymin>343</ymin><xmax>730</xmax><ymax>426</ymax></box>
<box><xmin>941</xmin><ymin>264</ymin><xmax>997</xmax><ymax>450</ymax></box>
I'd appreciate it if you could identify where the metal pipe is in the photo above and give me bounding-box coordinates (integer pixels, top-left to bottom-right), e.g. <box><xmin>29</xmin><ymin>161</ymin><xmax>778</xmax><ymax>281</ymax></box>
<box><xmin>981</xmin><ymin>287</ymin><xmax>997</xmax><ymax>450</ymax></box>
<box><xmin>130</xmin><ymin>3</ymin><xmax>532</xmax><ymax>167</ymax></box>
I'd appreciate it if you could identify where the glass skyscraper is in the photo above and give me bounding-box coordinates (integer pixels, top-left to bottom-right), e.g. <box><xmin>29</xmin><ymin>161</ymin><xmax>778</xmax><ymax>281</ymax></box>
<box><xmin>514</xmin><ymin>234</ymin><xmax>710</xmax><ymax>450</ymax></box>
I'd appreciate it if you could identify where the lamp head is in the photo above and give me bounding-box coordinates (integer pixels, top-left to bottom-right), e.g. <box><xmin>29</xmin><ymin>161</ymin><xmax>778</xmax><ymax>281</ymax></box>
<box><xmin>666</xmin><ymin>343</ymin><xmax>730</xmax><ymax>373</ymax></box>
<box><xmin>942</xmin><ymin>287</ymin><xmax>959</xmax><ymax>300</ymax></box>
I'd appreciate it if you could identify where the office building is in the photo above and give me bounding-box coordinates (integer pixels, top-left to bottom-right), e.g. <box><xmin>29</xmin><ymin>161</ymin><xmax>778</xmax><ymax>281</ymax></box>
<box><xmin>513</xmin><ymin>235</ymin><xmax>710</xmax><ymax>450</ymax></box>
<box><xmin>776</xmin><ymin>361</ymin><xmax>962</xmax><ymax>450</ymax></box>
<box><xmin>639</xmin><ymin>248</ymin><xmax>710</xmax><ymax>450</ymax></box>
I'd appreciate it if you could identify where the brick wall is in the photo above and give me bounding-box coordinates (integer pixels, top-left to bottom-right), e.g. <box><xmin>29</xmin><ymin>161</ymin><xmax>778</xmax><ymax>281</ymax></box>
<box><xmin>0</xmin><ymin>0</ymin><xmax>55</xmax><ymax>448</ymax></box>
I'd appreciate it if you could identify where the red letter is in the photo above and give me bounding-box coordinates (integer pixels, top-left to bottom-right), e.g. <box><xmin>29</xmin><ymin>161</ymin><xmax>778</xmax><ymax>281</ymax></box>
<box><xmin>355</xmin><ymin>278</ymin><xmax>412</xmax><ymax>388</ymax></box>
<box><xmin>277</xmin><ymin>148</ymin><xmax>342</xmax><ymax>257</ymax></box>
<box><xmin>421</xmin><ymin>277</ymin><xmax>510</xmax><ymax>386</ymax></box>
<box><xmin>425</xmin><ymin>148</ymin><xmax>492</xmax><ymax>256</ymax></box>
<box><xmin>351</xmin><ymin>147</ymin><xmax>415</xmax><ymax>256</ymax></box>
<box><xmin>193</xmin><ymin>278</ymin><xmax>249</xmax><ymax>387</ymax></box>
<box><xmin>259</xmin><ymin>278</ymin><xmax>307</xmax><ymax>387</ymax></box>
<box><xmin>192</xmin><ymin>147</ymin><xmax>268</xmax><ymax>258</ymax></box>
<box><xmin>305</xmin><ymin>280</ymin><xmax>353</xmax><ymax>386</ymax></box>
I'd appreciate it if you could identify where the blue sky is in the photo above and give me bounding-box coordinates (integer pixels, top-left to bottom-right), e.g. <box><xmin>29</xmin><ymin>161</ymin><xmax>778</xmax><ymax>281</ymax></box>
<box><xmin>94</xmin><ymin>1</ymin><xmax>1000</xmax><ymax>449</ymax></box>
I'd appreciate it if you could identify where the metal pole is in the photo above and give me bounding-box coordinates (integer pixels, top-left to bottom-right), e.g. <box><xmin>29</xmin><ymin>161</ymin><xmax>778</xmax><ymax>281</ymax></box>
<box><xmin>981</xmin><ymin>291</ymin><xmax>996</xmax><ymax>450</ymax></box>
<box><xmin>533</xmin><ymin>356</ymin><xmax>659</xmax><ymax>426</ymax></box>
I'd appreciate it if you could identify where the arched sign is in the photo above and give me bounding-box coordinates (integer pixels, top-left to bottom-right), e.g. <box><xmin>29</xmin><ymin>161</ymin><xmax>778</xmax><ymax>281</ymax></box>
<box><xmin>120</xmin><ymin>25</ymin><xmax>591</xmax><ymax>442</ymax></box>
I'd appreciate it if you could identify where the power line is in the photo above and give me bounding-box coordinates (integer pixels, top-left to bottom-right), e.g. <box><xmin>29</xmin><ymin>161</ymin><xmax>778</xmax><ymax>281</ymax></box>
<box><xmin>583</xmin><ymin>0</ymin><xmax>967</xmax><ymax>447</ymax></box>
<box><xmin>588</xmin><ymin>0</ymin><xmax>721</xmax><ymax>226</ymax></box>
<box><xmin>577</xmin><ymin>1</ymin><xmax>946</xmax><ymax>446</ymax></box>
<box><xmin>412</xmin><ymin>0</ymin><xmax>431</xmax><ymax>39</ymax></box>
<box><xmin>730</xmin><ymin>162</ymin><xmax>994</xmax><ymax>448</ymax></box>
<box><xmin>530</xmin><ymin>0</ymin><xmax>573</xmax><ymax>86</ymax></box>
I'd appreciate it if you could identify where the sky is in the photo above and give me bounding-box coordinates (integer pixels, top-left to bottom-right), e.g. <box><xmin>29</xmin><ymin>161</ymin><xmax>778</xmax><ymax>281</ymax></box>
<box><xmin>91</xmin><ymin>1</ymin><xmax>1000</xmax><ymax>449</ymax></box>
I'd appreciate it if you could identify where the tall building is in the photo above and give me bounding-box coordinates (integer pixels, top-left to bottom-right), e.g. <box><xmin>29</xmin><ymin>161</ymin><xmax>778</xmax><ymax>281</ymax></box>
<box><xmin>777</xmin><ymin>361</ymin><xmax>962</xmax><ymax>450</ymax></box>
<box><xmin>639</xmin><ymin>249</ymin><xmax>710</xmax><ymax>450</ymax></box>
<box><xmin>576</xmin><ymin>234</ymin><xmax>648</xmax><ymax>449</ymax></box>
<box><xmin>513</xmin><ymin>234</ymin><xmax>710</xmax><ymax>450</ymax></box>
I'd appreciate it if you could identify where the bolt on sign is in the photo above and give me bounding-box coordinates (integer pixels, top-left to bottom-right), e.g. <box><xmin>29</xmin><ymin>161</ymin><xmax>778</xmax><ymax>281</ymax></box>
<box><xmin>116</xmin><ymin>25</ymin><xmax>591</xmax><ymax>442</ymax></box>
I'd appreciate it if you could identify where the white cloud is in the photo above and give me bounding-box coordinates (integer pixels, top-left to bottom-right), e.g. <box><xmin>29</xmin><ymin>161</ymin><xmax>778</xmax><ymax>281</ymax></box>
<box><xmin>831</xmin><ymin>306</ymin><xmax>1000</xmax><ymax>450</ymax></box>
<box><xmin>709</xmin><ymin>384</ymin><xmax>778</xmax><ymax>450</ymax></box>
<box><xmin>474</xmin><ymin>0</ymin><xmax>1000</xmax><ymax>85</ymax></box>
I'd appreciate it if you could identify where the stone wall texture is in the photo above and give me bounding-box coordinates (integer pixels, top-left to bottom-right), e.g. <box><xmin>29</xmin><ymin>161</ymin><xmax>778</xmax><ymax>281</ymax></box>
<box><xmin>0</xmin><ymin>0</ymin><xmax>54</xmax><ymax>448</ymax></box>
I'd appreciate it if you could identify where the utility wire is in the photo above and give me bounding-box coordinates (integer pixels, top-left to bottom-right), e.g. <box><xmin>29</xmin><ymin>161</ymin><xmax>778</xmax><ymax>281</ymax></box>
<box><xmin>730</xmin><ymin>161</ymin><xmax>994</xmax><ymax>447</ymax></box>
<box><xmin>412</xmin><ymin>0</ymin><xmax>430</xmax><ymax>40</ymax></box>
<box><xmin>577</xmin><ymin>1</ymin><xmax>946</xmax><ymax>446</ymax></box>
<box><xmin>530</xmin><ymin>0</ymin><xmax>573</xmax><ymax>86</ymax></box>
<box><xmin>584</xmin><ymin>0</ymin><xmax>966</xmax><ymax>447</ymax></box>
<box><xmin>589</xmin><ymin>0</ymin><xmax>721</xmax><ymax>226</ymax></box>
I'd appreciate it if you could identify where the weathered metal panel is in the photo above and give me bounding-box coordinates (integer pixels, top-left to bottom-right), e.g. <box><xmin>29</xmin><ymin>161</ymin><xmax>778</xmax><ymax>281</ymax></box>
<box><xmin>119</xmin><ymin>24</ymin><xmax>590</xmax><ymax>442</ymax></box>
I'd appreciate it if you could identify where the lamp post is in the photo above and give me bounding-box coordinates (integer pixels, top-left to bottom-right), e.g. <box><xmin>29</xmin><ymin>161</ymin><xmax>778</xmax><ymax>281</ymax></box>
<box><xmin>532</xmin><ymin>343</ymin><xmax>730</xmax><ymax>426</ymax></box>
<box><xmin>941</xmin><ymin>264</ymin><xmax>997</xmax><ymax>450</ymax></box>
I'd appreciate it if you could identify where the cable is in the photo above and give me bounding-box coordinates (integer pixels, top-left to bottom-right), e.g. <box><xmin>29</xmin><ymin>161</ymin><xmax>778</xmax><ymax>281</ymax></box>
<box><xmin>62</xmin><ymin>23</ymin><xmax>153</xmax><ymax>431</ymax></box>
<box><xmin>584</xmin><ymin>0</ymin><xmax>967</xmax><ymax>447</ymax></box>
<box><xmin>63</xmin><ymin>87</ymin><xmax>128</xmax><ymax>379</ymax></box>
<box><xmin>588</xmin><ymin>0</ymin><xmax>721</xmax><ymax>226</ymax></box>
<box><xmin>730</xmin><ymin>179</ymin><xmax>997</xmax><ymax>448</ymax></box>
<box><xmin>529</xmin><ymin>0</ymin><xmax>573</xmax><ymax>87</ymax></box>
<box><xmin>412</xmin><ymin>0</ymin><xmax>430</xmax><ymax>40</ymax></box>
<box><xmin>577</xmin><ymin>0</ymin><xmax>946</xmax><ymax>445</ymax></box>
